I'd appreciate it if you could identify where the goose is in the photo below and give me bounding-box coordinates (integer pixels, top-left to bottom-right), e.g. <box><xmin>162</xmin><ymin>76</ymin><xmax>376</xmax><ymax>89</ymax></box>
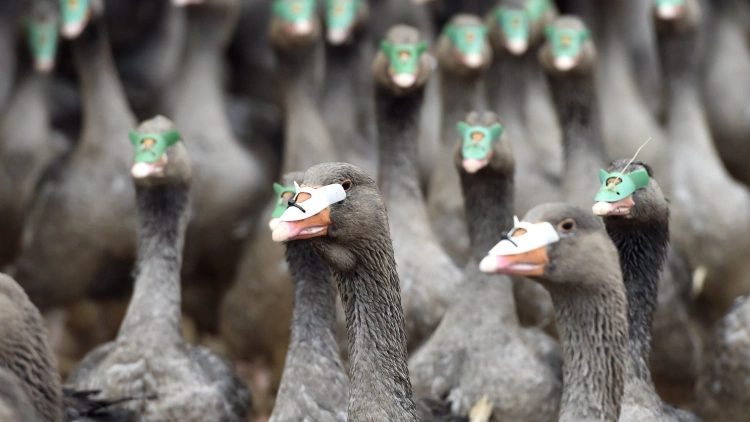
<box><xmin>0</xmin><ymin>0</ymin><xmax>23</xmax><ymax>113</ymax></box>
<box><xmin>14</xmin><ymin>0</ymin><xmax>138</xmax><ymax>312</ymax></box>
<box><xmin>323</xmin><ymin>0</ymin><xmax>378</xmax><ymax>177</ymax></box>
<box><xmin>426</xmin><ymin>13</ymin><xmax>492</xmax><ymax>268</ymax></box>
<box><xmin>219</xmin><ymin>0</ymin><xmax>337</xmax><ymax>389</ymax></box>
<box><xmin>0</xmin><ymin>0</ymin><xmax>67</xmax><ymax>268</ymax></box>
<box><xmin>480</xmin><ymin>203</ymin><xmax>629</xmax><ymax>422</ymax></box>
<box><xmin>700</xmin><ymin>0</ymin><xmax>750</xmax><ymax>187</ymax></box>
<box><xmin>0</xmin><ymin>367</ymin><xmax>38</xmax><ymax>421</ymax></box>
<box><xmin>654</xmin><ymin>0</ymin><xmax>750</xmax><ymax>322</ymax></box>
<box><xmin>169</xmin><ymin>0</ymin><xmax>269</xmax><ymax>332</ymax></box>
<box><xmin>269</xmin><ymin>171</ymin><xmax>349</xmax><ymax>422</ymax></box>
<box><xmin>410</xmin><ymin>111</ymin><xmax>563</xmax><ymax>422</ymax></box>
<box><xmin>68</xmin><ymin>115</ymin><xmax>251</xmax><ymax>422</ymax></box>
<box><xmin>370</xmin><ymin>24</ymin><xmax>462</xmax><ymax>350</ymax></box>
<box><xmin>592</xmin><ymin>159</ymin><xmax>702</xmax><ymax>421</ymax></box>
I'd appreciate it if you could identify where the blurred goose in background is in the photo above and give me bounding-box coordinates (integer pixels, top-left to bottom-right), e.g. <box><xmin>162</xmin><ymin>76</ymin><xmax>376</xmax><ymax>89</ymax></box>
<box><xmin>169</xmin><ymin>0</ymin><xmax>269</xmax><ymax>333</ymax></box>
<box><xmin>0</xmin><ymin>0</ymin><xmax>24</xmax><ymax>114</ymax></box>
<box><xmin>68</xmin><ymin>116</ymin><xmax>251</xmax><ymax>422</ymax></box>
<box><xmin>411</xmin><ymin>111</ymin><xmax>563</xmax><ymax>422</ymax></box>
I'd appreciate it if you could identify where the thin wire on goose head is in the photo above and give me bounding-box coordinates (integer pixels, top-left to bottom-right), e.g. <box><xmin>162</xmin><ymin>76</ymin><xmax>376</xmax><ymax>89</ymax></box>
<box><xmin>442</xmin><ymin>18</ymin><xmax>489</xmax><ymax>69</ymax></box>
<box><xmin>379</xmin><ymin>36</ymin><xmax>429</xmax><ymax>89</ymax></box>
<box><xmin>456</xmin><ymin>120</ymin><xmax>504</xmax><ymax>173</ymax></box>
<box><xmin>27</xmin><ymin>6</ymin><xmax>59</xmax><ymax>73</ymax></box>
<box><xmin>272</xmin><ymin>0</ymin><xmax>317</xmax><ymax>37</ymax></box>
<box><xmin>592</xmin><ymin>138</ymin><xmax>652</xmax><ymax>217</ymax></box>
<box><xmin>492</xmin><ymin>0</ymin><xmax>552</xmax><ymax>55</ymax></box>
<box><xmin>653</xmin><ymin>0</ymin><xmax>686</xmax><ymax>20</ymax></box>
<box><xmin>129</xmin><ymin>129</ymin><xmax>181</xmax><ymax>179</ymax></box>
<box><xmin>59</xmin><ymin>0</ymin><xmax>90</xmax><ymax>39</ymax></box>
<box><xmin>325</xmin><ymin>0</ymin><xmax>363</xmax><ymax>45</ymax></box>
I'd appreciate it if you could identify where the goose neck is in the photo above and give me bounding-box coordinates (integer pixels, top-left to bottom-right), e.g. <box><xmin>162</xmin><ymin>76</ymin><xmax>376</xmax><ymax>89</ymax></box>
<box><xmin>72</xmin><ymin>18</ymin><xmax>134</xmax><ymax>144</ymax></box>
<box><xmin>459</xmin><ymin>167</ymin><xmax>514</xmax><ymax>261</ymax></box>
<box><xmin>440</xmin><ymin>70</ymin><xmax>486</xmax><ymax>148</ymax></box>
<box><xmin>604</xmin><ymin>217</ymin><xmax>668</xmax><ymax>382</ymax></box>
<box><xmin>548</xmin><ymin>74</ymin><xmax>606</xmax><ymax>163</ymax></box>
<box><xmin>117</xmin><ymin>184</ymin><xmax>190</xmax><ymax>346</ymax></box>
<box><xmin>550</xmin><ymin>279</ymin><xmax>628</xmax><ymax>422</ymax></box>
<box><xmin>489</xmin><ymin>54</ymin><xmax>530</xmax><ymax>121</ymax></box>
<box><xmin>332</xmin><ymin>236</ymin><xmax>417</xmax><ymax>422</ymax></box>
<box><xmin>376</xmin><ymin>86</ymin><xmax>425</xmax><ymax>204</ymax></box>
<box><xmin>277</xmin><ymin>42</ymin><xmax>323</xmax><ymax>109</ymax></box>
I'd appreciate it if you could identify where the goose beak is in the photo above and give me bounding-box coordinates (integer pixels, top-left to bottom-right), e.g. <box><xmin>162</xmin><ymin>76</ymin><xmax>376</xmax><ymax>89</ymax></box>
<box><xmin>34</xmin><ymin>57</ymin><xmax>55</xmax><ymax>73</ymax></box>
<box><xmin>272</xmin><ymin>209</ymin><xmax>332</xmax><ymax>242</ymax></box>
<box><xmin>61</xmin><ymin>21</ymin><xmax>87</xmax><ymax>39</ymax></box>
<box><xmin>268</xmin><ymin>218</ymin><xmax>280</xmax><ymax>231</ymax></box>
<box><xmin>462</xmin><ymin>158</ymin><xmax>490</xmax><ymax>173</ymax></box>
<box><xmin>505</xmin><ymin>39</ymin><xmax>529</xmax><ymax>55</ymax></box>
<box><xmin>131</xmin><ymin>162</ymin><xmax>165</xmax><ymax>179</ymax></box>
<box><xmin>172</xmin><ymin>0</ymin><xmax>205</xmax><ymax>6</ymax></box>
<box><xmin>392</xmin><ymin>73</ymin><xmax>417</xmax><ymax>88</ymax></box>
<box><xmin>327</xmin><ymin>28</ymin><xmax>351</xmax><ymax>45</ymax></box>
<box><xmin>292</xmin><ymin>20</ymin><xmax>314</xmax><ymax>36</ymax></box>
<box><xmin>462</xmin><ymin>53</ymin><xmax>484</xmax><ymax>69</ymax></box>
<box><xmin>479</xmin><ymin>246</ymin><xmax>549</xmax><ymax>277</ymax></box>
<box><xmin>553</xmin><ymin>56</ymin><xmax>577</xmax><ymax>72</ymax></box>
<box><xmin>592</xmin><ymin>195</ymin><xmax>635</xmax><ymax>216</ymax></box>
<box><xmin>656</xmin><ymin>4</ymin><xmax>683</xmax><ymax>20</ymax></box>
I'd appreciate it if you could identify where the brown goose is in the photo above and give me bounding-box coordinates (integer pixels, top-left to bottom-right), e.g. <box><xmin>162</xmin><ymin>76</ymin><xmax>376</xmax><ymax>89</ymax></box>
<box><xmin>169</xmin><ymin>0</ymin><xmax>269</xmax><ymax>332</ymax></box>
<box><xmin>14</xmin><ymin>0</ymin><xmax>139</xmax><ymax>312</ymax></box>
<box><xmin>592</xmin><ymin>160</ymin><xmax>701</xmax><ymax>421</ymax></box>
<box><xmin>426</xmin><ymin>13</ymin><xmax>492</xmax><ymax>268</ymax></box>
<box><xmin>68</xmin><ymin>116</ymin><xmax>251</xmax><ymax>422</ymax></box>
<box><xmin>411</xmin><ymin>111</ymin><xmax>562</xmax><ymax>422</ymax></box>
<box><xmin>481</xmin><ymin>203</ymin><xmax>629</xmax><ymax>422</ymax></box>
<box><xmin>371</xmin><ymin>24</ymin><xmax>462</xmax><ymax>350</ymax></box>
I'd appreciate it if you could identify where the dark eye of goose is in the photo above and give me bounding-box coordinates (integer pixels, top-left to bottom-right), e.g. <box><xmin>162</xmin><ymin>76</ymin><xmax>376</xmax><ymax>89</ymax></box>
<box><xmin>341</xmin><ymin>179</ymin><xmax>353</xmax><ymax>191</ymax></box>
<box><xmin>558</xmin><ymin>219</ymin><xmax>575</xmax><ymax>232</ymax></box>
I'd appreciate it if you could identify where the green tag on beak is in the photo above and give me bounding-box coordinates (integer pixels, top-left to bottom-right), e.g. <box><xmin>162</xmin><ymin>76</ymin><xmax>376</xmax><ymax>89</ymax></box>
<box><xmin>272</xmin><ymin>0</ymin><xmax>316</xmax><ymax>24</ymax></box>
<box><xmin>59</xmin><ymin>0</ymin><xmax>90</xmax><ymax>27</ymax></box>
<box><xmin>27</xmin><ymin>19</ymin><xmax>59</xmax><ymax>65</ymax></box>
<box><xmin>495</xmin><ymin>8</ymin><xmax>530</xmax><ymax>43</ymax></box>
<box><xmin>654</xmin><ymin>0</ymin><xmax>685</xmax><ymax>6</ymax></box>
<box><xmin>380</xmin><ymin>40</ymin><xmax>428</xmax><ymax>76</ymax></box>
<box><xmin>545</xmin><ymin>26</ymin><xmax>590</xmax><ymax>58</ymax></box>
<box><xmin>326</xmin><ymin>0</ymin><xmax>360</xmax><ymax>30</ymax></box>
<box><xmin>443</xmin><ymin>24</ymin><xmax>488</xmax><ymax>55</ymax></box>
<box><xmin>271</xmin><ymin>183</ymin><xmax>296</xmax><ymax>218</ymax></box>
<box><xmin>457</xmin><ymin>122</ymin><xmax>504</xmax><ymax>160</ymax></box>
<box><xmin>129</xmin><ymin>130</ymin><xmax>181</xmax><ymax>164</ymax></box>
<box><xmin>594</xmin><ymin>169</ymin><xmax>650</xmax><ymax>202</ymax></box>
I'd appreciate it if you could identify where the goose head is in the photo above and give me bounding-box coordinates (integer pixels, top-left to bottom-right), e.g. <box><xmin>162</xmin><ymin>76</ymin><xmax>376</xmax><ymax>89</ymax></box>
<box><xmin>26</xmin><ymin>0</ymin><xmax>60</xmax><ymax>72</ymax></box>
<box><xmin>372</xmin><ymin>25</ymin><xmax>432</xmax><ymax>95</ymax></box>
<box><xmin>270</xmin><ymin>0</ymin><xmax>320</xmax><ymax>47</ymax></box>
<box><xmin>454</xmin><ymin>110</ymin><xmax>514</xmax><ymax>175</ymax></box>
<box><xmin>272</xmin><ymin>163</ymin><xmax>386</xmax><ymax>272</ymax></box>
<box><xmin>436</xmin><ymin>14</ymin><xmax>492</xmax><ymax>74</ymax></box>
<box><xmin>652</xmin><ymin>0</ymin><xmax>701</xmax><ymax>35</ymax></box>
<box><xmin>129</xmin><ymin>115</ymin><xmax>192</xmax><ymax>187</ymax></box>
<box><xmin>480</xmin><ymin>203</ymin><xmax>614</xmax><ymax>287</ymax></box>
<box><xmin>487</xmin><ymin>0</ymin><xmax>558</xmax><ymax>56</ymax></box>
<box><xmin>269</xmin><ymin>172</ymin><xmax>305</xmax><ymax>231</ymax></box>
<box><xmin>325</xmin><ymin>0</ymin><xmax>368</xmax><ymax>46</ymax></box>
<box><xmin>538</xmin><ymin>15</ymin><xmax>596</xmax><ymax>76</ymax></box>
<box><xmin>59</xmin><ymin>0</ymin><xmax>103</xmax><ymax>39</ymax></box>
<box><xmin>592</xmin><ymin>160</ymin><xmax>667</xmax><ymax>221</ymax></box>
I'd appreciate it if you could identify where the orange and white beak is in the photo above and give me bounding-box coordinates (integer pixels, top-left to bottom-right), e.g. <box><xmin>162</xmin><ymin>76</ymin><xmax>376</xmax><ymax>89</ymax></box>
<box><xmin>462</xmin><ymin>158</ymin><xmax>491</xmax><ymax>173</ymax></box>
<box><xmin>479</xmin><ymin>246</ymin><xmax>550</xmax><ymax>277</ymax></box>
<box><xmin>592</xmin><ymin>195</ymin><xmax>635</xmax><ymax>217</ymax></box>
<box><xmin>271</xmin><ymin>182</ymin><xmax>347</xmax><ymax>242</ymax></box>
<box><xmin>272</xmin><ymin>208</ymin><xmax>332</xmax><ymax>241</ymax></box>
<box><xmin>131</xmin><ymin>155</ymin><xmax>168</xmax><ymax>179</ymax></box>
<box><xmin>480</xmin><ymin>217</ymin><xmax>560</xmax><ymax>277</ymax></box>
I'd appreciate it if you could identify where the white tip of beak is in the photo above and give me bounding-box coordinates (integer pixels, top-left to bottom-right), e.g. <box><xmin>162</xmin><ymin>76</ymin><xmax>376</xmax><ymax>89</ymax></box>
<box><xmin>34</xmin><ymin>58</ymin><xmax>55</xmax><ymax>73</ymax></box>
<box><xmin>506</xmin><ymin>39</ymin><xmax>529</xmax><ymax>55</ymax></box>
<box><xmin>272</xmin><ymin>221</ymin><xmax>294</xmax><ymax>242</ymax></box>
<box><xmin>392</xmin><ymin>73</ymin><xmax>417</xmax><ymax>88</ymax></box>
<box><xmin>268</xmin><ymin>218</ymin><xmax>280</xmax><ymax>231</ymax></box>
<box><xmin>131</xmin><ymin>162</ymin><xmax>159</xmax><ymax>179</ymax></box>
<box><xmin>61</xmin><ymin>22</ymin><xmax>86</xmax><ymax>39</ymax></box>
<box><xmin>657</xmin><ymin>4</ymin><xmax>680</xmax><ymax>19</ymax></box>
<box><xmin>592</xmin><ymin>202</ymin><xmax>613</xmax><ymax>216</ymax></box>
<box><xmin>462</xmin><ymin>158</ymin><xmax>489</xmax><ymax>173</ymax></box>
<box><xmin>553</xmin><ymin>56</ymin><xmax>576</xmax><ymax>71</ymax></box>
<box><xmin>294</xmin><ymin>20</ymin><xmax>313</xmax><ymax>36</ymax></box>
<box><xmin>172</xmin><ymin>0</ymin><xmax>204</xmax><ymax>6</ymax></box>
<box><xmin>462</xmin><ymin>53</ymin><xmax>484</xmax><ymax>68</ymax></box>
<box><xmin>327</xmin><ymin>28</ymin><xmax>350</xmax><ymax>45</ymax></box>
<box><xmin>479</xmin><ymin>255</ymin><xmax>498</xmax><ymax>273</ymax></box>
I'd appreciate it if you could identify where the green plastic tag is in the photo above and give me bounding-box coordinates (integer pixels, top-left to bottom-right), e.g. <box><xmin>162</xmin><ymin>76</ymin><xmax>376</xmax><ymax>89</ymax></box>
<box><xmin>59</xmin><ymin>0</ymin><xmax>90</xmax><ymax>26</ymax></box>
<box><xmin>27</xmin><ymin>19</ymin><xmax>59</xmax><ymax>64</ymax></box>
<box><xmin>526</xmin><ymin>0</ymin><xmax>551</xmax><ymax>20</ymax></box>
<box><xmin>457</xmin><ymin>122</ymin><xmax>504</xmax><ymax>160</ymax></box>
<box><xmin>380</xmin><ymin>40</ymin><xmax>428</xmax><ymax>75</ymax></box>
<box><xmin>129</xmin><ymin>130</ymin><xmax>181</xmax><ymax>164</ymax></box>
<box><xmin>594</xmin><ymin>169</ymin><xmax>650</xmax><ymax>202</ymax></box>
<box><xmin>326</xmin><ymin>0</ymin><xmax>360</xmax><ymax>29</ymax></box>
<box><xmin>443</xmin><ymin>24</ymin><xmax>488</xmax><ymax>55</ymax></box>
<box><xmin>272</xmin><ymin>0</ymin><xmax>315</xmax><ymax>23</ymax></box>
<box><xmin>654</xmin><ymin>0</ymin><xmax>684</xmax><ymax>6</ymax></box>
<box><xmin>271</xmin><ymin>183</ymin><xmax>296</xmax><ymax>218</ymax></box>
<box><xmin>495</xmin><ymin>8</ymin><xmax>530</xmax><ymax>42</ymax></box>
<box><xmin>545</xmin><ymin>26</ymin><xmax>590</xmax><ymax>58</ymax></box>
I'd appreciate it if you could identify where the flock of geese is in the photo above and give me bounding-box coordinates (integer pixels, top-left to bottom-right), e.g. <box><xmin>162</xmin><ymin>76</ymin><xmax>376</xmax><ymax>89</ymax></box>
<box><xmin>0</xmin><ymin>0</ymin><xmax>749</xmax><ymax>421</ymax></box>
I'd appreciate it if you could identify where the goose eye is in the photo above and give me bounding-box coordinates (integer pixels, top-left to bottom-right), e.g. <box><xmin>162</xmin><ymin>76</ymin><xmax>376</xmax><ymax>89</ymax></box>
<box><xmin>341</xmin><ymin>179</ymin><xmax>353</xmax><ymax>191</ymax></box>
<box><xmin>511</xmin><ymin>228</ymin><xmax>527</xmax><ymax>237</ymax></box>
<box><xmin>558</xmin><ymin>219</ymin><xmax>576</xmax><ymax>232</ymax></box>
<box><xmin>141</xmin><ymin>138</ymin><xmax>156</xmax><ymax>148</ymax></box>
